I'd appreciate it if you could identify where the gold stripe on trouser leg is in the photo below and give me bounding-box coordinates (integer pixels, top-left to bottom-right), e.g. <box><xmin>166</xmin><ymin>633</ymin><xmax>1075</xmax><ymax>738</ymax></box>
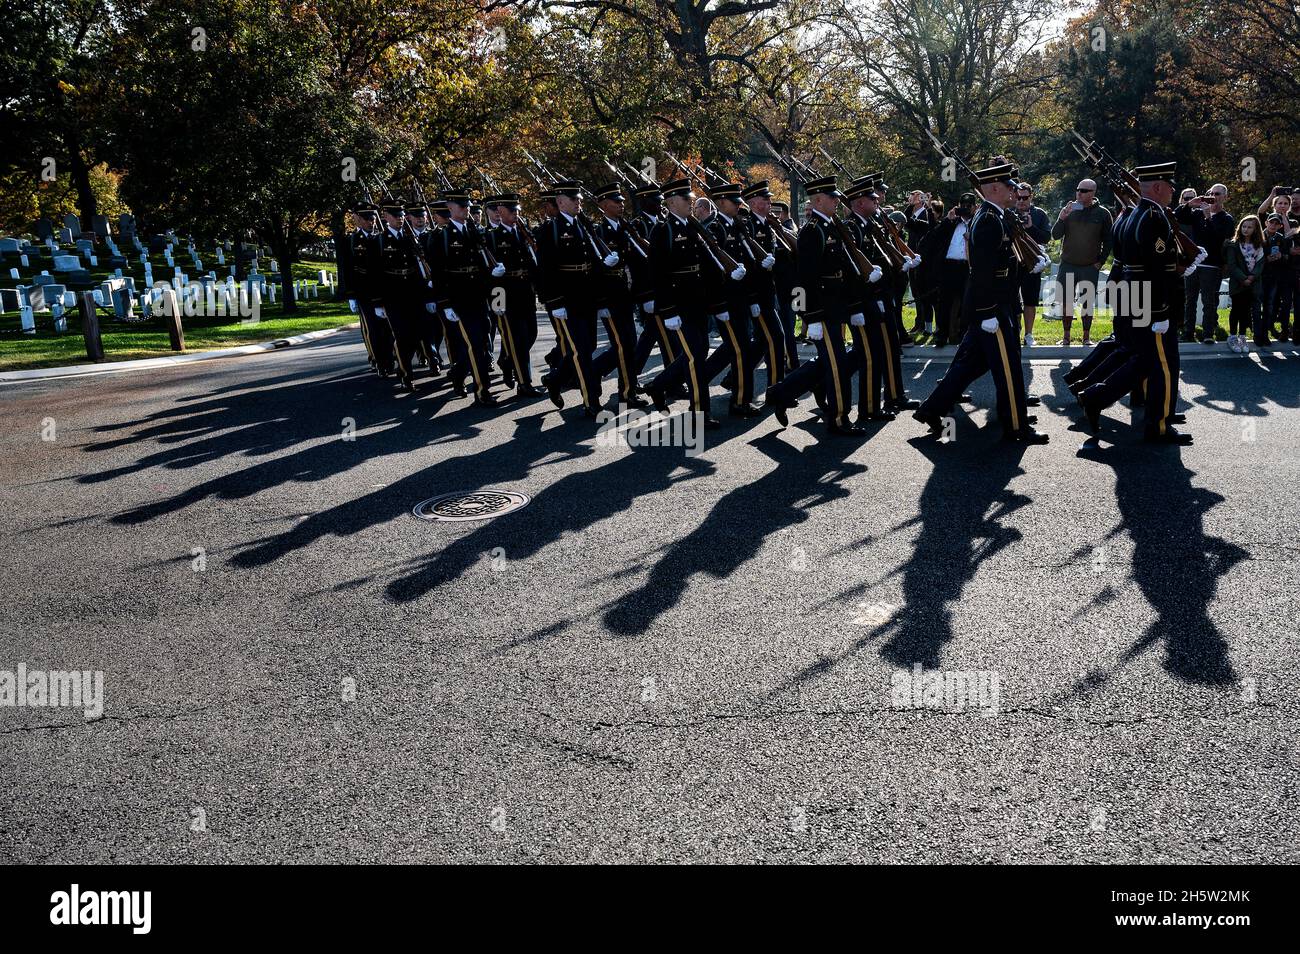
<box><xmin>721</xmin><ymin>319</ymin><xmax>747</xmax><ymax>405</ymax></box>
<box><xmin>456</xmin><ymin>320</ymin><xmax>487</xmax><ymax>394</ymax></box>
<box><xmin>557</xmin><ymin>318</ymin><xmax>592</xmax><ymax>408</ymax></box>
<box><xmin>358</xmin><ymin>312</ymin><xmax>375</xmax><ymax>364</ymax></box>
<box><xmin>1154</xmin><ymin>330</ymin><xmax>1172</xmax><ymax>435</ymax></box>
<box><xmin>656</xmin><ymin>317</ymin><xmax>677</xmax><ymax>363</ymax></box>
<box><xmin>550</xmin><ymin>317</ymin><xmax>569</xmax><ymax>359</ymax></box>
<box><xmin>881</xmin><ymin>318</ymin><xmax>899</xmax><ymax>399</ymax></box>
<box><xmin>992</xmin><ymin>324</ymin><xmax>1020</xmax><ymax>432</ymax></box>
<box><xmin>824</xmin><ymin>330</ymin><xmax>846</xmax><ymax>425</ymax></box>
<box><xmin>853</xmin><ymin>326</ymin><xmax>874</xmax><ymax>413</ymax></box>
<box><xmin>677</xmin><ymin>328</ymin><xmax>704</xmax><ymax>412</ymax></box>
<box><xmin>757</xmin><ymin>311</ymin><xmax>778</xmax><ymax>385</ymax></box>
<box><xmin>499</xmin><ymin>311</ymin><xmax>525</xmax><ymax>382</ymax></box>
<box><xmin>606</xmin><ymin>314</ymin><xmax>633</xmax><ymax>399</ymax></box>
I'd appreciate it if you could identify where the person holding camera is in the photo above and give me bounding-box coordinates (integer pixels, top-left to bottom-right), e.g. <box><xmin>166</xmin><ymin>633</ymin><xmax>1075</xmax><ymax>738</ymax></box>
<box><xmin>1174</xmin><ymin>183</ymin><xmax>1234</xmax><ymax>344</ymax></box>
<box><xmin>1013</xmin><ymin>183</ymin><xmax>1052</xmax><ymax>346</ymax></box>
<box><xmin>1257</xmin><ymin>187</ymin><xmax>1299</xmax><ymax>340</ymax></box>
<box><xmin>1051</xmin><ymin>179</ymin><xmax>1112</xmax><ymax>347</ymax></box>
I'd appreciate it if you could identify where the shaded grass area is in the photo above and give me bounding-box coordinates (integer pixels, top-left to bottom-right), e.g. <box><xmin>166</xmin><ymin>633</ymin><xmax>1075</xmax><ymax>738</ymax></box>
<box><xmin>0</xmin><ymin>296</ymin><xmax>354</xmax><ymax>371</ymax></box>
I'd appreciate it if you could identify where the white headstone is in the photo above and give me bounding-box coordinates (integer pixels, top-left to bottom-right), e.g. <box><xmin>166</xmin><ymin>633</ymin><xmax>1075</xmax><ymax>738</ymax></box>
<box><xmin>216</xmin><ymin>248</ymin><xmax>225</xmax><ymax>264</ymax></box>
<box><xmin>20</xmin><ymin>305</ymin><xmax>35</xmax><ymax>332</ymax></box>
<box><xmin>89</xmin><ymin>255</ymin><xmax>98</xmax><ymax>266</ymax></box>
<box><xmin>19</xmin><ymin>254</ymin><xmax>29</xmax><ymax>267</ymax></box>
<box><xmin>8</xmin><ymin>267</ymin><xmax>18</xmax><ymax>280</ymax></box>
<box><xmin>53</xmin><ymin>255</ymin><xmax>80</xmax><ymax>271</ymax></box>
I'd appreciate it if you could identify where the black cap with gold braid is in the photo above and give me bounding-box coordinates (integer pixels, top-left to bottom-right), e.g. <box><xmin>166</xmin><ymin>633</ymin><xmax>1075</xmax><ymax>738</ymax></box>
<box><xmin>740</xmin><ymin>180</ymin><xmax>771</xmax><ymax>200</ymax></box>
<box><xmin>804</xmin><ymin>175</ymin><xmax>843</xmax><ymax>198</ymax></box>
<box><xmin>971</xmin><ymin>162</ymin><xmax>1016</xmax><ymax>185</ymax></box>
<box><xmin>661</xmin><ymin>177</ymin><xmax>694</xmax><ymax>199</ymax></box>
<box><xmin>1133</xmin><ymin>161</ymin><xmax>1177</xmax><ymax>185</ymax></box>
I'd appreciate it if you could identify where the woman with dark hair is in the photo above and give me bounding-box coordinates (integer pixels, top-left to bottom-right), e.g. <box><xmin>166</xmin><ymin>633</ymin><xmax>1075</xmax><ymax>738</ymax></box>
<box><xmin>1223</xmin><ymin>215</ymin><xmax>1265</xmax><ymax>351</ymax></box>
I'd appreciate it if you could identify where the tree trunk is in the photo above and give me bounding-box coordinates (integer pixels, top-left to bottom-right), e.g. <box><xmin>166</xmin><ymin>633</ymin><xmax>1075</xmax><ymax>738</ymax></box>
<box><xmin>64</xmin><ymin>130</ymin><xmax>98</xmax><ymax>230</ymax></box>
<box><xmin>330</xmin><ymin>217</ymin><xmax>350</xmax><ymax>296</ymax></box>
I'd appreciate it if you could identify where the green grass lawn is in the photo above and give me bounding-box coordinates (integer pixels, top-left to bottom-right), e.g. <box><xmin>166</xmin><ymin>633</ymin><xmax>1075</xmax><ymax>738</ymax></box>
<box><xmin>0</xmin><ymin>296</ymin><xmax>355</xmax><ymax>371</ymax></box>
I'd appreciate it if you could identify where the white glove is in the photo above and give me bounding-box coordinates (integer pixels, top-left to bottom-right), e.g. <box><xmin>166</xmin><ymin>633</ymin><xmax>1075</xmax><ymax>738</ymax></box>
<box><xmin>910</xmin><ymin>254</ymin><xmax>922</xmax><ymax>268</ymax></box>
<box><xmin>642</xmin><ymin>300</ymin><xmax>654</xmax><ymax>314</ymax></box>
<box><xmin>603</xmin><ymin>252</ymin><xmax>620</xmax><ymax>267</ymax></box>
<box><xmin>1151</xmin><ymin>320</ymin><xmax>1170</xmax><ymax>334</ymax></box>
<box><xmin>443</xmin><ymin>308</ymin><xmax>459</xmax><ymax>323</ymax></box>
<box><xmin>348</xmin><ymin>299</ymin><xmax>358</xmax><ymax>313</ymax></box>
<box><xmin>750</xmin><ymin>304</ymin><xmax>761</xmax><ymax>318</ymax></box>
<box><xmin>374</xmin><ymin>306</ymin><xmax>386</xmax><ymax>318</ymax></box>
<box><xmin>553</xmin><ymin>307</ymin><xmax>567</xmax><ymax>320</ymax></box>
<box><xmin>980</xmin><ymin>317</ymin><xmax>999</xmax><ymax>333</ymax></box>
<box><xmin>1032</xmin><ymin>256</ymin><xmax>1049</xmax><ymax>274</ymax></box>
<box><xmin>868</xmin><ymin>265</ymin><xmax>883</xmax><ymax>283</ymax></box>
<box><xmin>425</xmin><ymin>302</ymin><xmax>438</xmax><ymax>314</ymax></box>
<box><xmin>730</xmin><ymin>266</ymin><xmax>746</xmax><ymax>281</ymax></box>
<box><xmin>665</xmin><ymin>315</ymin><xmax>682</xmax><ymax>330</ymax></box>
<box><xmin>715</xmin><ymin>311</ymin><xmax>730</xmax><ymax>322</ymax></box>
<box><xmin>901</xmin><ymin>258</ymin><xmax>916</xmax><ymax>272</ymax></box>
<box><xmin>490</xmin><ymin>263</ymin><xmax>506</xmax><ymax>277</ymax></box>
<box><xmin>807</xmin><ymin>322</ymin><xmax>824</xmax><ymax>341</ymax></box>
<box><xmin>877</xmin><ymin>301</ymin><xmax>887</xmax><ymax>313</ymax></box>
<box><xmin>850</xmin><ymin>313</ymin><xmax>866</xmax><ymax>327</ymax></box>
<box><xmin>761</xmin><ymin>254</ymin><xmax>775</xmax><ymax>270</ymax></box>
<box><xmin>596</xmin><ymin>308</ymin><xmax>611</xmax><ymax>320</ymax></box>
<box><xmin>1194</xmin><ymin>246</ymin><xmax>1208</xmax><ymax>264</ymax></box>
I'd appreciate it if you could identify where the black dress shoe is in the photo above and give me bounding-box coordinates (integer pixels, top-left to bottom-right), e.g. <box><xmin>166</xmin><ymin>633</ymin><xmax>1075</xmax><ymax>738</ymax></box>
<box><xmin>582</xmin><ymin>406</ymin><xmax>601</xmax><ymax>420</ymax></box>
<box><xmin>885</xmin><ymin>398</ymin><xmax>921</xmax><ymax>411</ymax></box>
<box><xmin>1025</xmin><ymin>395</ymin><xmax>1041</xmax><ymax>407</ymax></box>
<box><xmin>959</xmin><ymin>393</ymin><xmax>974</xmax><ymax>403</ymax></box>
<box><xmin>1168</xmin><ymin>413</ymin><xmax>1186</xmax><ymax>424</ymax></box>
<box><xmin>669</xmin><ymin>385</ymin><xmax>690</xmax><ymax>401</ymax></box>
<box><xmin>1025</xmin><ymin>414</ymin><xmax>1038</xmax><ymax>425</ymax></box>
<box><xmin>813</xmin><ymin>390</ymin><xmax>828</xmax><ymax>412</ymax></box>
<box><xmin>516</xmin><ymin>385</ymin><xmax>545</xmax><ymax>398</ymax></box>
<box><xmin>729</xmin><ymin>403</ymin><xmax>762</xmax><ymax>418</ymax></box>
<box><xmin>1075</xmin><ymin>392</ymin><xmax>1101</xmax><ymax>434</ymax></box>
<box><xmin>931</xmin><ymin>338</ymin><xmax>948</xmax><ymax>348</ymax></box>
<box><xmin>828</xmin><ymin>421</ymin><xmax>865</xmax><ymax>436</ymax></box>
<box><xmin>860</xmin><ymin>410</ymin><xmax>897</xmax><ymax>423</ymax></box>
<box><xmin>624</xmin><ymin>394</ymin><xmax>651</xmax><ymax>410</ymax></box>
<box><xmin>544</xmin><ymin>377</ymin><xmax>565</xmax><ymax>410</ymax></box>
<box><xmin>400</xmin><ymin>376</ymin><xmax>415</xmax><ymax>393</ymax></box>
<box><xmin>1145</xmin><ymin>428</ymin><xmax>1193</xmax><ymax>445</ymax></box>
<box><xmin>703</xmin><ymin>416</ymin><xmax>722</xmax><ymax>429</ymax></box>
<box><xmin>647</xmin><ymin>387</ymin><xmax>670</xmax><ymax>413</ymax></box>
<box><xmin>1005</xmin><ymin>428</ymin><xmax>1050</xmax><ymax>444</ymax></box>
<box><xmin>452</xmin><ymin>379</ymin><xmax>468</xmax><ymax>398</ymax></box>
<box><xmin>473</xmin><ymin>394</ymin><xmax>499</xmax><ymax>408</ymax></box>
<box><xmin>766</xmin><ymin>397</ymin><xmax>790</xmax><ymax>427</ymax></box>
<box><xmin>912</xmin><ymin>408</ymin><xmax>944</xmax><ymax>433</ymax></box>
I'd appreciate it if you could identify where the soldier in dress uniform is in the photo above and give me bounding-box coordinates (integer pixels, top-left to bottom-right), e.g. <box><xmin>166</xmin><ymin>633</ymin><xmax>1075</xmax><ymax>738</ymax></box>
<box><xmin>644</xmin><ymin>177</ymin><xmax>724</xmax><ymax>428</ymax></box>
<box><xmin>698</xmin><ymin>181</ymin><xmax>760</xmax><ymax>416</ymax></box>
<box><xmin>739</xmin><ymin>180</ymin><xmax>791</xmax><ymax>394</ymax></box>
<box><xmin>533</xmin><ymin>188</ymin><xmax>569</xmax><ymax>375</ymax></box>
<box><xmin>630</xmin><ymin>182</ymin><xmax>683</xmax><ymax>380</ymax></box>
<box><xmin>374</xmin><ymin>199</ymin><xmax>432</xmax><ymax>392</ymax></box>
<box><xmin>769</xmin><ymin>199</ymin><xmax>802</xmax><ymax>369</ymax></box>
<box><xmin>859</xmin><ymin>174</ymin><xmax>919</xmax><ymax>411</ymax></box>
<box><xmin>427</xmin><ymin>185</ymin><xmax>505</xmax><ymax>407</ymax></box>
<box><xmin>405</xmin><ymin>203</ymin><xmax>445</xmax><ymax>375</ymax></box>
<box><xmin>340</xmin><ymin>201</ymin><xmax>394</xmax><ymax>377</ymax></box>
<box><xmin>1075</xmin><ymin>162</ymin><xmax>1192</xmax><ymax>444</ymax></box>
<box><xmin>842</xmin><ymin>176</ymin><xmax>899</xmax><ymax>424</ymax></box>
<box><xmin>913</xmin><ymin>162</ymin><xmax>1049</xmax><ymax>444</ymax></box>
<box><xmin>537</xmin><ymin>179</ymin><xmax>620</xmax><ymax>419</ymax></box>
<box><xmin>485</xmin><ymin>192</ymin><xmax>543</xmax><ymax>397</ymax></box>
<box><xmin>762</xmin><ymin>174</ymin><xmax>865</xmax><ymax>436</ymax></box>
<box><xmin>590</xmin><ymin>182</ymin><xmax>650</xmax><ymax>408</ymax></box>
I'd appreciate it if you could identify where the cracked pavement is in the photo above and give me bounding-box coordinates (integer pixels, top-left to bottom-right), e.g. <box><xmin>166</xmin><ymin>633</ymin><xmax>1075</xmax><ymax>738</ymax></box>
<box><xmin>1</xmin><ymin>328</ymin><xmax>1297</xmax><ymax>863</ymax></box>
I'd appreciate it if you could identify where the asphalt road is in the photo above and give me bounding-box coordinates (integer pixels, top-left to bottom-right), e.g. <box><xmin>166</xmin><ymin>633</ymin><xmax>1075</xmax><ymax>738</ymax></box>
<box><xmin>2</xmin><ymin>327</ymin><xmax>1297</xmax><ymax>863</ymax></box>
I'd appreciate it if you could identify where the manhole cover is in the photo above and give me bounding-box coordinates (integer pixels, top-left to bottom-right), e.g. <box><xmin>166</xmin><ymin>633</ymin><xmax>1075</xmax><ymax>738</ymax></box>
<box><xmin>413</xmin><ymin>489</ymin><xmax>530</xmax><ymax>522</ymax></box>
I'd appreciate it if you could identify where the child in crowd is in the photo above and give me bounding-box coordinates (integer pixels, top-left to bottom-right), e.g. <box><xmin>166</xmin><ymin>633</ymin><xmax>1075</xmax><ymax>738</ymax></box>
<box><xmin>1223</xmin><ymin>215</ymin><xmax>1265</xmax><ymax>351</ymax></box>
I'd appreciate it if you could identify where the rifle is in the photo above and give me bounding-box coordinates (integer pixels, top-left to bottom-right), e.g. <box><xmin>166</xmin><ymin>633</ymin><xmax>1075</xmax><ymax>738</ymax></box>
<box><xmin>599</xmin><ymin>158</ymin><xmax>653</xmax><ymax>260</ymax></box>
<box><xmin>691</xmin><ymin>158</ymin><xmax>773</xmax><ymax>264</ymax></box>
<box><xmin>432</xmin><ymin>163</ymin><xmax>499</xmax><ymax>271</ymax></box>
<box><xmin>816</xmin><ymin>146</ymin><xmax>916</xmax><ymax>268</ymax></box>
<box><xmin>922</xmin><ymin>129</ymin><xmax>1046</xmax><ymax>270</ymax></box>
<box><xmin>1070</xmin><ymin>129</ymin><xmax>1202</xmax><ymax>270</ymax></box>
<box><xmin>665</xmin><ymin>153</ymin><xmax>743</xmax><ymax>274</ymax></box>
<box><xmin>375</xmin><ymin>177</ymin><xmax>432</xmax><ymax>281</ymax></box>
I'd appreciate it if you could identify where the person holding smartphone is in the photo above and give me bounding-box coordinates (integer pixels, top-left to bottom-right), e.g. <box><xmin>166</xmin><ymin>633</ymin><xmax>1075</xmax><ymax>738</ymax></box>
<box><xmin>1173</xmin><ymin>183</ymin><xmax>1235</xmax><ymax>343</ymax></box>
<box><xmin>1051</xmin><ymin>179</ymin><xmax>1112</xmax><ymax>347</ymax></box>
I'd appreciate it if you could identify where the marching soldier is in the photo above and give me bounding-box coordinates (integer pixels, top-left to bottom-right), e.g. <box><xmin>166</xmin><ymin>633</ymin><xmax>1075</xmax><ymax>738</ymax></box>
<box><xmin>485</xmin><ymin>193</ymin><xmax>543</xmax><ymax>396</ymax></box>
<box><xmin>699</xmin><ymin>181</ymin><xmax>760</xmax><ymax>416</ymax></box>
<box><xmin>406</xmin><ymin>203</ymin><xmax>444</xmax><ymax>375</ymax></box>
<box><xmin>644</xmin><ymin>177</ymin><xmax>723</xmax><ymax>427</ymax></box>
<box><xmin>913</xmin><ymin>162</ymin><xmax>1049</xmax><ymax>444</ymax></box>
<box><xmin>630</xmin><ymin>182</ymin><xmax>683</xmax><ymax>379</ymax></box>
<box><xmin>340</xmin><ymin>201</ymin><xmax>394</xmax><ymax>377</ymax></box>
<box><xmin>374</xmin><ymin>198</ymin><xmax>432</xmax><ymax>392</ymax></box>
<box><xmin>537</xmin><ymin>179</ymin><xmax>620</xmax><ymax>418</ymax></box>
<box><xmin>762</xmin><ymin>174</ymin><xmax>864</xmax><ymax>436</ymax></box>
<box><xmin>1075</xmin><ymin>162</ymin><xmax>1192</xmax><ymax>444</ymax></box>
<box><xmin>428</xmin><ymin>185</ymin><xmax>504</xmax><ymax>407</ymax></box>
<box><xmin>769</xmin><ymin>199</ymin><xmax>802</xmax><ymax>369</ymax></box>
<box><xmin>534</xmin><ymin>187</ymin><xmax>570</xmax><ymax>375</ymax></box>
<box><xmin>739</xmin><ymin>180</ymin><xmax>791</xmax><ymax>394</ymax></box>
<box><xmin>590</xmin><ymin>182</ymin><xmax>650</xmax><ymax>408</ymax></box>
<box><xmin>860</xmin><ymin>174</ymin><xmax>920</xmax><ymax>412</ymax></box>
<box><xmin>842</xmin><ymin>176</ymin><xmax>898</xmax><ymax>423</ymax></box>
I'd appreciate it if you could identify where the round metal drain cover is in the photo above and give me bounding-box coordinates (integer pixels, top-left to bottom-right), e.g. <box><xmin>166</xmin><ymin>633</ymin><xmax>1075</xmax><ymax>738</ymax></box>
<box><xmin>413</xmin><ymin>489</ymin><xmax>530</xmax><ymax>522</ymax></box>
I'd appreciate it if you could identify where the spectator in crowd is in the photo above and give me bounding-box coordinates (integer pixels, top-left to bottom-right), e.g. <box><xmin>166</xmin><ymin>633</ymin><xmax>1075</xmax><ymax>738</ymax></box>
<box><xmin>1013</xmin><ymin>182</ymin><xmax>1052</xmax><ymax>346</ymax></box>
<box><xmin>920</xmin><ymin>191</ymin><xmax>977</xmax><ymax>347</ymax></box>
<box><xmin>1256</xmin><ymin>186</ymin><xmax>1299</xmax><ymax>340</ymax></box>
<box><xmin>693</xmin><ymin>196</ymin><xmax>716</xmax><ymax>225</ymax></box>
<box><xmin>1260</xmin><ymin>213</ymin><xmax>1293</xmax><ymax>344</ymax></box>
<box><xmin>1174</xmin><ymin>183</ymin><xmax>1235</xmax><ymax>344</ymax></box>
<box><xmin>1051</xmin><ymin>178</ymin><xmax>1112</xmax><ymax>347</ymax></box>
<box><xmin>904</xmin><ymin>190</ymin><xmax>940</xmax><ymax>336</ymax></box>
<box><xmin>1224</xmin><ymin>215</ymin><xmax>1265</xmax><ymax>350</ymax></box>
